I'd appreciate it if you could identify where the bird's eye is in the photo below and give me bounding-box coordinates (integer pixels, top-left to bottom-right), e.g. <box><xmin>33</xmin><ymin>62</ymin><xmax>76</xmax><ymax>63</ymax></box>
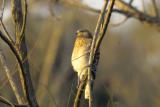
<box><xmin>76</xmin><ymin>30</ymin><xmax>80</xmax><ymax>35</ymax></box>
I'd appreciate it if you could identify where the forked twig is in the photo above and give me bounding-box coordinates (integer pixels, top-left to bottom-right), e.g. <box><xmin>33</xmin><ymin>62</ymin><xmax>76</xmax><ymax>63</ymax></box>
<box><xmin>0</xmin><ymin>49</ymin><xmax>24</xmax><ymax>104</ymax></box>
<box><xmin>0</xmin><ymin>31</ymin><xmax>38</xmax><ymax>107</ymax></box>
<box><xmin>111</xmin><ymin>0</ymin><xmax>134</xmax><ymax>27</ymax></box>
<box><xmin>11</xmin><ymin>0</ymin><xmax>39</xmax><ymax>106</ymax></box>
<box><xmin>52</xmin><ymin>0</ymin><xmax>160</xmax><ymax>26</ymax></box>
<box><xmin>0</xmin><ymin>0</ymin><xmax>14</xmax><ymax>44</ymax></box>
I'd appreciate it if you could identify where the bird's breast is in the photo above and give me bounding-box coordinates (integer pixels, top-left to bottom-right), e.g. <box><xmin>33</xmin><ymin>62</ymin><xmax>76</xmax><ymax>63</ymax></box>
<box><xmin>71</xmin><ymin>38</ymin><xmax>92</xmax><ymax>72</ymax></box>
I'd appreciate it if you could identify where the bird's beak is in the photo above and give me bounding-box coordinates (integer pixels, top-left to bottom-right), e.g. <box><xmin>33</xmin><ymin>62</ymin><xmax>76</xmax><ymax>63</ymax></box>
<box><xmin>76</xmin><ymin>30</ymin><xmax>80</xmax><ymax>34</ymax></box>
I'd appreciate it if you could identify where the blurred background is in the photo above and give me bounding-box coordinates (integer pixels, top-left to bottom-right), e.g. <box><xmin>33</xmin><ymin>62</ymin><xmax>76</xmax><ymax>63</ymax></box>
<box><xmin>0</xmin><ymin>0</ymin><xmax>160</xmax><ymax>107</ymax></box>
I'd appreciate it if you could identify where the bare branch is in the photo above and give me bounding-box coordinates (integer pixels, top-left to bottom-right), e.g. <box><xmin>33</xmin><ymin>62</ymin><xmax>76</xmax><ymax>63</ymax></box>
<box><xmin>87</xmin><ymin>1</ymin><xmax>109</xmax><ymax>106</ymax></box>
<box><xmin>73</xmin><ymin>0</ymin><xmax>115</xmax><ymax>107</ymax></box>
<box><xmin>11</xmin><ymin>0</ymin><xmax>39</xmax><ymax>106</ymax></box>
<box><xmin>0</xmin><ymin>37</ymin><xmax>40</xmax><ymax>90</ymax></box>
<box><xmin>56</xmin><ymin>0</ymin><xmax>160</xmax><ymax>26</ymax></box>
<box><xmin>14</xmin><ymin>0</ymin><xmax>27</xmax><ymax>95</ymax></box>
<box><xmin>0</xmin><ymin>96</ymin><xmax>28</xmax><ymax>107</ymax></box>
<box><xmin>88</xmin><ymin>1</ymin><xmax>116</xmax><ymax>106</ymax></box>
<box><xmin>0</xmin><ymin>31</ymin><xmax>38</xmax><ymax>107</ymax></box>
<box><xmin>113</xmin><ymin>0</ymin><xmax>160</xmax><ymax>26</ymax></box>
<box><xmin>111</xmin><ymin>0</ymin><xmax>134</xmax><ymax>27</ymax></box>
<box><xmin>0</xmin><ymin>49</ymin><xmax>24</xmax><ymax>104</ymax></box>
<box><xmin>0</xmin><ymin>96</ymin><xmax>14</xmax><ymax>107</ymax></box>
<box><xmin>95</xmin><ymin>0</ymin><xmax>115</xmax><ymax>52</ymax></box>
<box><xmin>11</xmin><ymin>0</ymin><xmax>23</xmax><ymax>45</ymax></box>
<box><xmin>0</xmin><ymin>0</ymin><xmax>14</xmax><ymax>44</ymax></box>
<box><xmin>19</xmin><ymin>0</ymin><xmax>27</xmax><ymax>44</ymax></box>
<box><xmin>73</xmin><ymin>71</ymin><xmax>87</xmax><ymax>107</ymax></box>
<box><xmin>0</xmin><ymin>20</ymin><xmax>14</xmax><ymax>44</ymax></box>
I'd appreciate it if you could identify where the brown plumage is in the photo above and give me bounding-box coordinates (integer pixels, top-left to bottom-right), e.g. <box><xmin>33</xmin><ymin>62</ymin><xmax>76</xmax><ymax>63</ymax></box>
<box><xmin>71</xmin><ymin>29</ymin><xmax>100</xmax><ymax>99</ymax></box>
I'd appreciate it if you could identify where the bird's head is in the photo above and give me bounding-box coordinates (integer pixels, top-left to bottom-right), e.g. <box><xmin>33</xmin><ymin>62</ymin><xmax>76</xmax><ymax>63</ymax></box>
<box><xmin>76</xmin><ymin>29</ymin><xmax>92</xmax><ymax>38</ymax></box>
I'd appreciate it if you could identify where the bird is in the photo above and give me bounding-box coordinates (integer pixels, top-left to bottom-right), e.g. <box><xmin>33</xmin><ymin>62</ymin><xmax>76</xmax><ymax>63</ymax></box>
<box><xmin>71</xmin><ymin>29</ymin><xmax>100</xmax><ymax>99</ymax></box>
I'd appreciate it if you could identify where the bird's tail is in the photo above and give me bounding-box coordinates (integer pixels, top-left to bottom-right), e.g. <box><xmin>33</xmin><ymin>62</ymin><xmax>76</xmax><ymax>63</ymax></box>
<box><xmin>85</xmin><ymin>80</ymin><xmax>93</xmax><ymax>99</ymax></box>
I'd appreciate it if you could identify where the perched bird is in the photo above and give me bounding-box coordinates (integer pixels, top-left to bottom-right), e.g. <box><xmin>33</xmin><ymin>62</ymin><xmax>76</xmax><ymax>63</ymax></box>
<box><xmin>71</xmin><ymin>29</ymin><xmax>100</xmax><ymax>99</ymax></box>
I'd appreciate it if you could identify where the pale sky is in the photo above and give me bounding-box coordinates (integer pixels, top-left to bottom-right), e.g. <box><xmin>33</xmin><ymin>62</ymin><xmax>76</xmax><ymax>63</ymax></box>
<box><xmin>1</xmin><ymin>0</ymin><xmax>146</xmax><ymax>21</ymax></box>
<box><xmin>82</xmin><ymin>0</ymin><xmax>104</xmax><ymax>9</ymax></box>
<box><xmin>83</xmin><ymin>0</ymin><xmax>143</xmax><ymax>10</ymax></box>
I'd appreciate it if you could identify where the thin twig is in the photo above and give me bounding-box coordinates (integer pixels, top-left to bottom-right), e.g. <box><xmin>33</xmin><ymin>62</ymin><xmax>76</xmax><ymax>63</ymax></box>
<box><xmin>0</xmin><ymin>31</ymin><xmax>38</xmax><ymax>107</ymax></box>
<box><xmin>0</xmin><ymin>49</ymin><xmax>24</xmax><ymax>104</ymax></box>
<box><xmin>95</xmin><ymin>0</ymin><xmax>115</xmax><ymax>52</ymax></box>
<box><xmin>0</xmin><ymin>0</ymin><xmax>14</xmax><ymax>44</ymax></box>
<box><xmin>0</xmin><ymin>20</ymin><xmax>14</xmax><ymax>44</ymax></box>
<box><xmin>58</xmin><ymin>0</ymin><xmax>160</xmax><ymax>26</ymax></box>
<box><xmin>114</xmin><ymin>0</ymin><xmax>160</xmax><ymax>26</ymax></box>
<box><xmin>111</xmin><ymin>0</ymin><xmax>134</xmax><ymax>27</ymax></box>
<box><xmin>73</xmin><ymin>71</ymin><xmax>87</xmax><ymax>107</ymax></box>
<box><xmin>19</xmin><ymin>0</ymin><xmax>27</xmax><ymax>44</ymax></box>
<box><xmin>73</xmin><ymin>0</ymin><xmax>116</xmax><ymax>107</ymax></box>
<box><xmin>87</xmin><ymin>0</ymin><xmax>110</xmax><ymax>106</ymax></box>
<box><xmin>0</xmin><ymin>96</ymin><xmax>14</xmax><ymax>107</ymax></box>
<box><xmin>11</xmin><ymin>0</ymin><xmax>39</xmax><ymax>106</ymax></box>
<box><xmin>11</xmin><ymin>0</ymin><xmax>24</xmax><ymax>45</ymax></box>
<box><xmin>0</xmin><ymin>96</ymin><xmax>28</xmax><ymax>107</ymax></box>
<box><xmin>88</xmin><ymin>0</ymin><xmax>116</xmax><ymax>106</ymax></box>
<box><xmin>0</xmin><ymin>37</ymin><xmax>40</xmax><ymax>90</ymax></box>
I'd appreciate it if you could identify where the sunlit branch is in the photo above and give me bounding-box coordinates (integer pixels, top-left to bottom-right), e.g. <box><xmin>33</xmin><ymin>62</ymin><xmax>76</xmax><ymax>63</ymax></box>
<box><xmin>0</xmin><ymin>49</ymin><xmax>24</xmax><ymax>104</ymax></box>
<box><xmin>0</xmin><ymin>31</ymin><xmax>38</xmax><ymax>107</ymax></box>
<box><xmin>73</xmin><ymin>0</ymin><xmax>115</xmax><ymax>107</ymax></box>
<box><xmin>54</xmin><ymin>0</ymin><xmax>160</xmax><ymax>26</ymax></box>
<box><xmin>11</xmin><ymin>0</ymin><xmax>39</xmax><ymax>106</ymax></box>
<box><xmin>110</xmin><ymin>0</ymin><xmax>134</xmax><ymax>27</ymax></box>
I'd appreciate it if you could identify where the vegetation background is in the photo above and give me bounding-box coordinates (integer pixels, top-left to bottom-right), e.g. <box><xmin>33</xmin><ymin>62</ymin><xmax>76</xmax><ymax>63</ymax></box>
<box><xmin>0</xmin><ymin>0</ymin><xmax>160</xmax><ymax>107</ymax></box>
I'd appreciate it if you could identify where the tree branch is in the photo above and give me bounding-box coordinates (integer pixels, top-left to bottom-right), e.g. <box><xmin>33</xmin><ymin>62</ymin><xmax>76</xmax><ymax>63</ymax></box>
<box><xmin>11</xmin><ymin>0</ymin><xmax>39</xmax><ymax>106</ymax></box>
<box><xmin>56</xmin><ymin>0</ymin><xmax>160</xmax><ymax>26</ymax></box>
<box><xmin>0</xmin><ymin>96</ymin><xmax>14</xmax><ymax>107</ymax></box>
<box><xmin>114</xmin><ymin>0</ymin><xmax>160</xmax><ymax>26</ymax></box>
<box><xmin>0</xmin><ymin>49</ymin><xmax>24</xmax><ymax>104</ymax></box>
<box><xmin>0</xmin><ymin>0</ymin><xmax>14</xmax><ymax>44</ymax></box>
<box><xmin>0</xmin><ymin>96</ymin><xmax>28</xmax><ymax>107</ymax></box>
<box><xmin>0</xmin><ymin>31</ymin><xmax>38</xmax><ymax>107</ymax></box>
<box><xmin>73</xmin><ymin>71</ymin><xmax>87</xmax><ymax>107</ymax></box>
<box><xmin>88</xmin><ymin>1</ymin><xmax>115</xmax><ymax>107</ymax></box>
<box><xmin>73</xmin><ymin>0</ymin><xmax>115</xmax><ymax>107</ymax></box>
